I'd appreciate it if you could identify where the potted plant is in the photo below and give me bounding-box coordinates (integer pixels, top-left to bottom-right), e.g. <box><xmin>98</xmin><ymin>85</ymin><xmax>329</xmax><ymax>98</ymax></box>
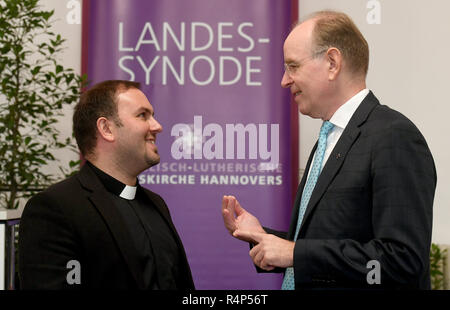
<box><xmin>0</xmin><ymin>0</ymin><xmax>85</xmax><ymax>289</ymax></box>
<box><xmin>430</xmin><ymin>243</ymin><xmax>448</xmax><ymax>290</ymax></box>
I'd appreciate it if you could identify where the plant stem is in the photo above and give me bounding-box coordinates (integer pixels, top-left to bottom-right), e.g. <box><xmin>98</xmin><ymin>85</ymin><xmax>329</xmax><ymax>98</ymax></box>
<box><xmin>8</xmin><ymin>37</ymin><xmax>23</xmax><ymax>209</ymax></box>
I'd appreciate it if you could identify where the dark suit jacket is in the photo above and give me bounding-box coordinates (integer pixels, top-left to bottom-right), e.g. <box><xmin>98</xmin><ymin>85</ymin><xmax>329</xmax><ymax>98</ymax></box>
<box><xmin>18</xmin><ymin>163</ymin><xmax>195</xmax><ymax>289</ymax></box>
<box><xmin>267</xmin><ymin>91</ymin><xmax>436</xmax><ymax>289</ymax></box>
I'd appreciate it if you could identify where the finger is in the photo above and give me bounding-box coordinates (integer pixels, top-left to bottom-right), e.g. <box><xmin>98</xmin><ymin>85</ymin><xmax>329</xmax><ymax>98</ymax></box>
<box><xmin>250</xmin><ymin>245</ymin><xmax>263</xmax><ymax>266</ymax></box>
<box><xmin>228</xmin><ymin>196</ymin><xmax>237</xmax><ymax>215</ymax></box>
<box><xmin>250</xmin><ymin>245</ymin><xmax>275</xmax><ymax>271</ymax></box>
<box><xmin>221</xmin><ymin>207</ymin><xmax>231</xmax><ymax>222</ymax></box>
<box><xmin>222</xmin><ymin>196</ymin><xmax>232</xmax><ymax>218</ymax></box>
<box><xmin>233</xmin><ymin>230</ymin><xmax>264</xmax><ymax>244</ymax></box>
<box><xmin>222</xmin><ymin>195</ymin><xmax>228</xmax><ymax>212</ymax></box>
<box><xmin>233</xmin><ymin>230</ymin><xmax>255</xmax><ymax>243</ymax></box>
<box><xmin>222</xmin><ymin>197</ymin><xmax>236</xmax><ymax>234</ymax></box>
<box><xmin>234</xmin><ymin>199</ymin><xmax>245</xmax><ymax>215</ymax></box>
<box><xmin>227</xmin><ymin>195</ymin><xmax>245</xmax><ymax>216</ymax></box>
<box><xmin>222</xmin><ymin>210</ymin><xmax>236</xmax><ymax>234</ymax></box>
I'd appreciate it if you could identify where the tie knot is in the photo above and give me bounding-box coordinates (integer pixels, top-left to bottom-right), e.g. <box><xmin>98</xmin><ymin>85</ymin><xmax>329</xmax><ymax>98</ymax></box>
<box><xmin>320</xmin><ymin>121</ymin><xmax>334</xmax><ymax>137</ymax></box>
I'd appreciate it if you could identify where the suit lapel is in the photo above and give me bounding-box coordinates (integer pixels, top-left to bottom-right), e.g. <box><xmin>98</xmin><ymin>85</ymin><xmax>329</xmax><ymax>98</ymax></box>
<box><xmin>141</xmin><ymin>189</ymin><xmax>195</xmax><ymax>286</ymax></box>
<box><xmin>77</xmin><ymin>164</ymin><xmax>146</xmax><ymax>289</ymax></box>
<box><xmin>141</xmin><ymin>190</ymin><xmax>174</xmax><ymax>232</ymax></box>
<box><xmin>296</xmin><ymin>92</ymin><xmax>380</xmax><ymax>237</ymax></box>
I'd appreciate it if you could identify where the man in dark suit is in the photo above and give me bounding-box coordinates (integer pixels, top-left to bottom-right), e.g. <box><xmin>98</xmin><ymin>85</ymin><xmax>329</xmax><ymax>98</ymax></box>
<box><xmin>19</xmin><ymin>80</ymin><xmax>195</xmax><ymax>289</ymax></box>
<box><xmin>222</xmin><ymin>11</ymin><xmax>436</xmax><ymax>289</ymax></box>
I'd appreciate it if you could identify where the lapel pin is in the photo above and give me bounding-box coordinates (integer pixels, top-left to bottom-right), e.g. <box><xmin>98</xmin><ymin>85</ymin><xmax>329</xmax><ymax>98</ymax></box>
<box><xmin>336</xmin><ymin>153</ymin><xmax>341</xmax><ymax>159</ymax></box>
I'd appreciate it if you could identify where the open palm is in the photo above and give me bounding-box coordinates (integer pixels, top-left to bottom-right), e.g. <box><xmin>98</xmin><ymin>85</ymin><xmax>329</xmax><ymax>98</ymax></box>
<box><xmin>222</xmin><ymin>195</ymin><xmax>265</xmax><ymax>241</ymax></box>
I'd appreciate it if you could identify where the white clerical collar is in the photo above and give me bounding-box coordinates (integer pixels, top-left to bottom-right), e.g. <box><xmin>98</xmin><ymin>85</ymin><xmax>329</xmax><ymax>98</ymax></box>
<box><xmin>119</xmin><ymin>185</ymin><xmax>137</xmax><ymax>200</ymax></box>
<box><xmin>329</xmin><ymin>88</ymin><xmax>370</xmax><ymax>130</ymax></box>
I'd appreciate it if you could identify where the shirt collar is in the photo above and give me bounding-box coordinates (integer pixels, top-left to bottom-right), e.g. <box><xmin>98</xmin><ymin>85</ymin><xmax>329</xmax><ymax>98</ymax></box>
<box><xmin>329</xmin><ymin>89</ymin><xmax>370</xmax><ymax>130</ymax></box>
<box><xmin>87</xmin><ymin>161</ymin><xmax>137</xmax><ymax>200</ymax></box>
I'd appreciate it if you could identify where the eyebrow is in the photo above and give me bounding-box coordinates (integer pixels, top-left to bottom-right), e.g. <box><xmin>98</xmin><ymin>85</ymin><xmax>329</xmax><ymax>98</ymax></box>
<box><xmin>284</xmin><ymin>57</ymin><xmax>299</xmax><ymax>64</ymax></box>
<box><xmin>136</xmin><ymin>107</ymin><xmax>154</xmax><ymax>115</ymax></box>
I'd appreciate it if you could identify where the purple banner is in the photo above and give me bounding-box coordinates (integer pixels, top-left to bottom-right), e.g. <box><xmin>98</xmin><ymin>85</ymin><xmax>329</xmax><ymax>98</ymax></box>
<box><xmin>85</xmin><ymin>0</ymin><xmax>295</xmax><ymax>289</ymax></box>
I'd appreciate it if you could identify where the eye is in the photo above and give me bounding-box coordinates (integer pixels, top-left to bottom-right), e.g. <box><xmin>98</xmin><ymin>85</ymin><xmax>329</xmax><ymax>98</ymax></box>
<box><xmin>288</xmin><ymin>63</ymin><xmax>299</xmax><ymax>71</ymax></box>
<box><xmin>284</xmin><ymin>62</ymin><xmax>300</xmax><ymax>74</ymax></box>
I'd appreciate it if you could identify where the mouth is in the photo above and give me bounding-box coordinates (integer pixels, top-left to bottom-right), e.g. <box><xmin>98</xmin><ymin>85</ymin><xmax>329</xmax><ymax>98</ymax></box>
<box><xmin>146</xmin><ymin>138</ymin><xmax>157</xmax><ymax>146</ymax></box>
<box><xmin>147</xmin><ymin>139</ymin><xmax>159</xmax><ymax>154</ymax></box>
<box><xmin>293</xmin><ymin>91</ymin><xmax>302</xmax><ymax>97</ymax></box>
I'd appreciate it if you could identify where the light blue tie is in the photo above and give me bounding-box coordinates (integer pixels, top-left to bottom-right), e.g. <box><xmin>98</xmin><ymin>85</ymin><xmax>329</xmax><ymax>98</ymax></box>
<box><xmin>281</xmin><ymin>121</ymin><xmax>334</xmax><ymax>290</ymax></box>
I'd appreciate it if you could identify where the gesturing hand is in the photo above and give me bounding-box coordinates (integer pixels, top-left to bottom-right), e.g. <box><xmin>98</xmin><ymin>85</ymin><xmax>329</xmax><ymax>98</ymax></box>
<box><xmin>233</xmin><ymin>230</ymin><xmax>295</xmax><ymax>271</ymax></box>
<box><xmin>221</xmin><ymin>195</ymin><xmax>265</xmax><ymax>240</ymax></box>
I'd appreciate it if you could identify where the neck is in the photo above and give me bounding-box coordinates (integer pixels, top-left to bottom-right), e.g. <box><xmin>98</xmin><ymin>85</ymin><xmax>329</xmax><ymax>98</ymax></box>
<box><xmin>323</xmin><ymin>79</ymin><xmax>366</xmax><ymax>120</ymax></box>
<box><xmin>86</xmin><ymin>156</ymin><xmax>137</xmax><ymax>186</ymax></box>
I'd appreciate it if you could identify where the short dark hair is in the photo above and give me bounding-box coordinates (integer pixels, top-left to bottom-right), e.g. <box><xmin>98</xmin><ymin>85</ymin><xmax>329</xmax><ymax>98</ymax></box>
<box><xmin>73</xmin><ymin>80</ymin><xmax>141</xmax><ymax>156</ymax></box>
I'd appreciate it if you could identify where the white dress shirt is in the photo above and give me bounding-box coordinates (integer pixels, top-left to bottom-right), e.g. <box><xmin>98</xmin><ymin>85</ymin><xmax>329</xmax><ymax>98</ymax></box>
<box><xmin>306</xmin><ymin>89</ymin><xmax>370</xmax><ymax>179</ymax></box>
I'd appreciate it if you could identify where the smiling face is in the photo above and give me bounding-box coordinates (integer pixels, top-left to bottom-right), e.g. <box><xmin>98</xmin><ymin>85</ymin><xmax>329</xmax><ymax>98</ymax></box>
<box><xmin>281</xmin><ymin>20</ymin><xmax>333</xmax><ymax>120</ymax></box>
<box><xmin>113</xmin><ymin>88</ymin><xmax>163</xmax><ymax>173</ymax></box>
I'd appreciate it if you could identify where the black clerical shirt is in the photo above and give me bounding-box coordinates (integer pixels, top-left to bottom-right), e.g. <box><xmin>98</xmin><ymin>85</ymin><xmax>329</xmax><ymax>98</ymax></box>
<box><xmin>87</xmin><ymin>162</ymin><xmax>182</xmax><ymax>289</ymax></box>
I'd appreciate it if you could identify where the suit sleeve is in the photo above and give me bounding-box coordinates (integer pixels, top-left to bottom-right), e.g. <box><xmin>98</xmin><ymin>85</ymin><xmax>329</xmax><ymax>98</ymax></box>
<box><xmin>293</xmin><ymin>117</ymin><xmax>436</xmax><ymax>288</ymax></box>
<box><xmin>19</xmin><ymin>192</ymin><xmax>80</xmax><ymax>289</ymax></box>
<box><xmin>263</xmin><ymin>227</ymin><xmax>287</xmax><ymax>239</ymax></box>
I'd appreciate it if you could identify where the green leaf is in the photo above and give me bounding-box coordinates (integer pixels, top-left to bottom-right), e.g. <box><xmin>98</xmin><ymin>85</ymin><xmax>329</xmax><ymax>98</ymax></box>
<box><xmin>31</xmin><ymin>65</ymin><xmax>41</xmax><ymax>75</ymax></box>
<box><xmin>0</xmin><ymin>0</ymin><xmax>85</xmax><ymax>209</ymax></box>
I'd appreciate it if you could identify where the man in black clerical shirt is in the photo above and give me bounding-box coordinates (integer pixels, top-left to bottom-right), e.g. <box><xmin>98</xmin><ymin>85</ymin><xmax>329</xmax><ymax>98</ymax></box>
<box><xmin>19</xmin><ymin>80</ymin><xmax>195</xmax><ymax>289</ymax></box>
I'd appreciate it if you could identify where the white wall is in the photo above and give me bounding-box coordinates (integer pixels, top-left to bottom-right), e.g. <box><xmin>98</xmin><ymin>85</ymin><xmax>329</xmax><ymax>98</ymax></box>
<box><xmin>298</xmin><ymin>0</ymin><xmax>450</xmax><ymax>244</ymax></box>
<box><xmin>41</xmin><ymin>0</ymin><xmax>450</xmax><ymax>244</ymax></box>
<box><xmin>40</xmin><ymin>0</ymin><xmax>82</xmax><ymax>174</ymax></box>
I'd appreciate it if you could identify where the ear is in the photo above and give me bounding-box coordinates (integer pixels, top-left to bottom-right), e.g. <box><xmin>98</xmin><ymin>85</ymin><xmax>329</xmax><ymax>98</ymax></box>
<box><xmin>325</xmin><ymin>47</ymin><xmax>342</xmax><ymax>81</ymax></box>
<box><xmin>96</xmin><ymin>117</ymin><xmax>115</xmax><ymax>142</ymax></box>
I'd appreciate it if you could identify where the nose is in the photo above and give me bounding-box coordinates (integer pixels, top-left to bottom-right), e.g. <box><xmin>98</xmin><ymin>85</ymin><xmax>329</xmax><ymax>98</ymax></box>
<box><xmin>150</xmin><ymin>117</ymin><xmax>163</xmax><ymax>133</ymax></box>
<box><xmin>281</xmin><ymin>71</ymin><xmax>293</xmax><ymax>88</ymax></box>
